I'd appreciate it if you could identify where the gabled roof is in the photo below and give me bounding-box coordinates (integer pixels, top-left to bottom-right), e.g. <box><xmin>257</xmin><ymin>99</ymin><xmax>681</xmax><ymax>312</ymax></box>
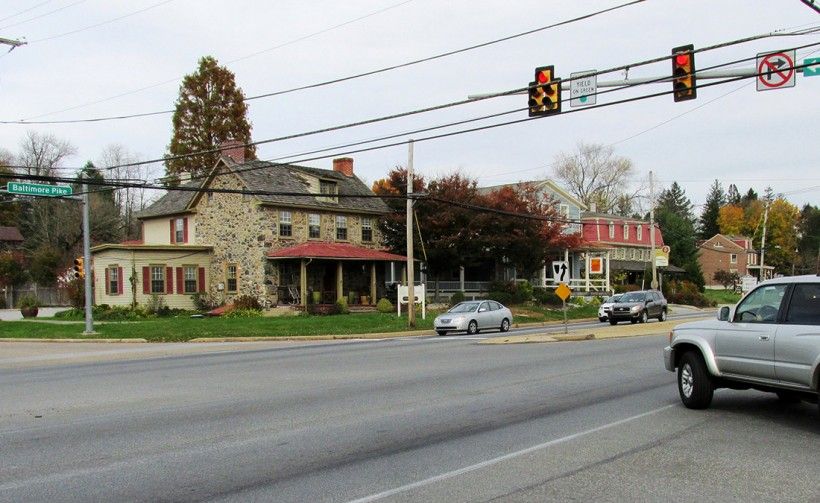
<box><xmin>137</xmin><ymin>157</ymin><xmax>390</xmax><ymax>220</ymax></box>
<box><xmin>700</xmin><ymin>234</ymin><xmax>745</xmax><ymax>251</ymax></box>
<box><xmin>581</xmin><ymin>211</ymin><xmax>650</xmax><ymax>224</ymax></box>
<box><xmin>0</xmin><ymin>226</ymin><xmax>23</xmax><ymax>242</ymax></box>
<box><xmin>478</xmin><ymin>179</ymin><xmax>587</xmax><ymax>209</ymax></box>
<box><xmin>267</xmin><ymin>242</ymin><xmax>407</xmax><ymax>261</ymax></box>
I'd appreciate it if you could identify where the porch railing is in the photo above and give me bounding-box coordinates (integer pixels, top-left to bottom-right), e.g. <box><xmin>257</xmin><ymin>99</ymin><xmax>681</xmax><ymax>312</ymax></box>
<box><xmin>544</xmin><ymin>277</ymin><xmax>611</xmax><ymax>293</ymax></box>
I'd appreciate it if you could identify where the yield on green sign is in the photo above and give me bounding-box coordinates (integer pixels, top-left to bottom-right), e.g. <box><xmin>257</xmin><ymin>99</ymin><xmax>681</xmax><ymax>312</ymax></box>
<box><xmin>804</xmin><ymin>58</ymin><xmax>820</xmax><ymax>77</ymax></box>
<box><xmin>5</xmin><ymin>182</ymin><xmax>73</xmax><ymax>197</ymax></box>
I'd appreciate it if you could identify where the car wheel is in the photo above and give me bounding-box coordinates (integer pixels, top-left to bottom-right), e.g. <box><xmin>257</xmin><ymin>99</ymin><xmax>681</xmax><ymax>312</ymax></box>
<box><xmin>599</xmin><ymin>317</ymin><xmax>607</xmax><ymax>323</ymax></box>
<box><xmin>436</xmin><ymin>330</ymin><xmax>447</xmax><ymax>337</ymax></box>
<box><xmin>678</xmin><ymin>352</ymin><xmax>714</xmax><ymax>409</ymax></box>
<box><xmin>467</xmin><ymin>320</ymin><xmax>478</xmax><ymax>335</ymax></box>
<box><xmin>500</xmin><ymin>318</ymin><xmax>510</xmax><ymax>332</ymax></box>
<box><xmin>630</xmin><ymin>318</ymin><xmax>637</xmax><ymax>324</ymax></box>
<box><xmin>775</xmin><ymin>391</ymin><xmax>801</xmax><ymax>404</ymax></box>
<box><xmin>658</xmin><ymin>309</ymin><xmax>667</xmax><ymax>322</ymax></box>
<box><xmin>609</xmin><ymin>319</ymin><xmax>618</xmax><ymax>325</ymax></box>
<box><xmin>640</xmin><ymin>310</ymin><xmax>648</xmax><ymax>323</ymax></box>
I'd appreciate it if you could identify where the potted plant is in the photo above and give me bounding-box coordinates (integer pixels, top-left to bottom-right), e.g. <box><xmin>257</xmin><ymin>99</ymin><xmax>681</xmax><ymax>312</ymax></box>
<box><xmin>18</xmin><ymin>294</ymin><xmax>40</xmax><ymax>318</ymax></box>
<box><xmin>360</xmin><ymin>295</ymin><xmax>370</xmax><ymax>305</ymax></box>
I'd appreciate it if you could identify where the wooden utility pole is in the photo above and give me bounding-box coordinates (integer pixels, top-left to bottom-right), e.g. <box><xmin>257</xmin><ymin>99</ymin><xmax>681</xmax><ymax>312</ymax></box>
<box><xmin>406</xmin><ymin>140</ymin><xmax>416</xmax><ymax>328</ymax></box>
<box><xmin>0</xmin><ymin>37</ymin><xmax>26</xmax><ymax>50</ymax></box>
<box><xmin>649</xmin><ymin>170</ymin><xmax>658</xmax><ymax>290</ymax></box>
<box><xmin>759</xmin><ymin>201</ymin><xmax>770</xmax><ymax>281</ymax></box>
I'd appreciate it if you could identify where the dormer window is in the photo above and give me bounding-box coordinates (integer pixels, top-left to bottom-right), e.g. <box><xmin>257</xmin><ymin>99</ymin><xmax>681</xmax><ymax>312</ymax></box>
<box><xmin>623</xmin><ymin>224</ymin><xmax>629</xmax><ymax>240</ymax></box>
<box><xmin>608</xmin><ymin>222</ymin><xmax>615</xmax><ymax>240</ymax></box>
<box><xmin>636</xmin><ymin>225</ymin><xmax>643</xmax><ymax>241</ymax></box>
<box><xmin>319</xmin><ymin>180</ymin><xmax>338</xmax><ymax>202</ymax></box>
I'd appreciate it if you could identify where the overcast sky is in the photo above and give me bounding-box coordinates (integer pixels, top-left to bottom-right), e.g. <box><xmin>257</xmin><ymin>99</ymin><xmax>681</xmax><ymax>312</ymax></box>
<box><xmin>0</xmin><ymin>0</ymin><xmax>818</xmax><ymax>211</ymax></box>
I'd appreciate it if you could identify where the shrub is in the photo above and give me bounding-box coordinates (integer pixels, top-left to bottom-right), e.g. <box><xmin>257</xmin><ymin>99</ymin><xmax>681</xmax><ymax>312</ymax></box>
<box><xmin>335</xmin><ymin>297</ymin><xmax>349</xmax><ymax>315</ymax></box>
<box><xmin>713</xmin><ymin>270</ymin><xmax>740</xmax><ymax>291</ymax></box>
<box><xmin>449</xmin><ymin>291</ymin><xmax>465</xmax><ymax>305</ymax></box>
<box><xmin>488</xmin><ymin>291</ymin><xmax>513</xmax><ymax>306</ymax></box>
<box><xmin>17</xmin><ymin>294</ymin><xmax>39</xmax><ymax>309</ymax></box>
<box><xmin>487</xmin><ymin>280</ymin><xmax>532</xmax><ymax>304</ymax></box>
<box><xmin>145</xmin><ymin>294</ymin><xmax>167</xmax><ymax>315</ymax></box>
<box><xmin>614</xmin><ymin>284</ymin><xmax>641</xmax><ymax>294</ymax></box>
<box><xmin>376</xmin><ymin>298</ymin><xmax>394</xmax><ymax>313</ymax></box>
<box><xmin>191</xmin><ymin>292</ymin><xmax>217</xmax><ymax>311</ymax></box>
<box><xmin>232</xmin><ymin>294</ymin><xmax>262</xmax><ymax>311</ymax></box>
<box><xmin>65</xmin><ymin>278</ymin><xmax>85</xmax><ymax>309</ymax></box>
<box><xmin>223</xmin><ymin>308</ymin><xmax>263</xmax><ymax>318</ymax></box>
<box><xmin>512</xmin><ymin>280</ymin><xmax>533</xmax><ymax>304</ymax></box>
<box><xmin>533</xmin><ymin>287</ymin><xmax>562</xmax><ymax>306</ymax></box>
<box><xmin>664</xmin><ymin>280</ymin><xmax>714</xmax><ymax>307</ymax></box>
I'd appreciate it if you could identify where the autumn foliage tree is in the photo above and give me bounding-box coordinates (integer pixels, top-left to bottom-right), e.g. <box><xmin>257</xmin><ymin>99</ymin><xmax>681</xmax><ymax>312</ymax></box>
<box><xmin>166</xmin><ymin>56</ymin><xmax>255</xmax><ymax>179</ymax></box>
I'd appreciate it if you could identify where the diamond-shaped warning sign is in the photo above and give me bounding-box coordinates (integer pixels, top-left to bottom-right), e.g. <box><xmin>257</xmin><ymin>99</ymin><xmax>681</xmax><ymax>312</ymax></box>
<box><xmin>556</xmin><ymin>283</ymin><xmax>571</xmax><ymax>301</ymax></box>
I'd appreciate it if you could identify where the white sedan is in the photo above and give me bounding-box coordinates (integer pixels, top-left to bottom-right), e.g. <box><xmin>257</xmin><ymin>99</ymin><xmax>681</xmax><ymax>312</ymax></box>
<box><xmin>434</xmin><ymin>300</ymin><xmax>513</xmax><ymax>336</ymax></box>
<box><xmin>597</xmin><ymin>294</ymin><xmax>623</xmax><ymax>322</ymax></box>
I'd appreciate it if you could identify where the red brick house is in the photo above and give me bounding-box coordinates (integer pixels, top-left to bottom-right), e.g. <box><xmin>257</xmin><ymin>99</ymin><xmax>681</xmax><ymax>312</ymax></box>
<box><xmin>698</xmin><ymin>234</ymin><xmax>771</xmax><ymax>287</ymax></box>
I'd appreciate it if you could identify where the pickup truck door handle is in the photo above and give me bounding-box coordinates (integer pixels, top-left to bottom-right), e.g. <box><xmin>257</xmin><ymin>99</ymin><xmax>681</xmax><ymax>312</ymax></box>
<box><xmin>759</xmin><ymin>335</ymin><xmax>770</xmax><ymax>341</ymax></box>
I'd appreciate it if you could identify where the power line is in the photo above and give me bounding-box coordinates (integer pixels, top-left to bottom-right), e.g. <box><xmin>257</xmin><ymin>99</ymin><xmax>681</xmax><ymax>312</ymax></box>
<box><xmin>0</xmin><ymin>0</ymin><xmax>84</xmax><ymax>30</ymax></box>
<box><xmin>10</xmin><ymin>0</ymin><xmax>646</xmax><ymax>124</ymax></box>
<box><xmin>0</xmin><ymin>0</ymin><xmax>54</xmax><ymax>23</ymax></box>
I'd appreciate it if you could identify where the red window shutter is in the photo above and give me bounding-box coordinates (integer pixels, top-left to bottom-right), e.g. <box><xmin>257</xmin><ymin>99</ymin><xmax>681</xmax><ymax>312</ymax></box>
<box><xmin>166</xmin><ymin>267</ymin><xmax>174</xmax><ymax>294</ymax></box>
<box><xmin>117</xmin><ymin>267</ymin><xmax>124</xmax><ymax>295</ymax></box>
<box><xmin>183</xmin><ymin>218</ymin><xmax>189</xmax><ymax>243</ymax></box>
<box><xmin>104</xmin><ymin>268</ymin><xmax>110</xmax><ymax>295</ymax></box>
<box><xmin>142</xmin><ymin>267</ymin><xmax>150</xmax><ymax>294</ymax></box>
<box><xmin>198</xmin><ymin>267</ymin><xmax>206</xmax><ymax>293</ymax></box>
<box><xmin>176</xmin><ymin>267</ymin><xmax>183</xmax><ymax>294</ymax></box>
<box><xmin>170</xmin><ymin>218</ymin><xmax>175</xmax><ymax>244</ymax></box>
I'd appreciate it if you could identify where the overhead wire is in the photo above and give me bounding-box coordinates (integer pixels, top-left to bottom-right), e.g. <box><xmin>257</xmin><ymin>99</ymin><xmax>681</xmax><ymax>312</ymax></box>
<box><xmin>0</xmin><ymin>0</ymin><xmax>84</xmax><ymax>30</ymax></box>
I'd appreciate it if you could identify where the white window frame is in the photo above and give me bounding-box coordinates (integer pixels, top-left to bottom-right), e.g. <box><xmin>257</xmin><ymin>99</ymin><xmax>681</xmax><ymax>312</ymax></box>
<box><xmin>226</xmin><ymin>264</ymin><xmax>238</xmax><ymax>293</ymax></box>
<box><xmin>150</xmin><ymin>265</ymin><xmax>165</xmax><ymax>294</ymax></box>
<box><xmin>308</xmin><ymin>213</ymin><xmax>321</xmax><ymax>239</ymax></box>
<box><xmin>108</xmin><ymin>265</ymin><xmax>119</xmax><ymax>295</ymax></box>
<box><xmin>175</xmin><ymin>218</ymin><xmax>184</xmax><ymax>244</ymax></box>
<box><xmin>608</xmin><ymin>222</ymin><xmax>615</xmax><ymax>240</ymax></box>
<box><xmin>361</xmin><ymin>217</ymin><xmax>373</xmax><ymax>242</ymax></box>
<box><xmin>730</xmin><ymin>253</ymin><xmax>738</xmax><ymax>264</ymax></box>
<box><xmin>623</xmin><ymin>224</ymin><xmax>629</xmax><ymax>240</ymax></box>
<box><xmin>636</xmin><ymin>225</ymin><xmax>643</xmax><ymax>241</ymax></box>
<box><xmin>279</xmin><ymin>210</ymin><xmax>292</xmax><ymax>237</ymax></box>
<box><xmin>336</xmin><ymin>215</ymin><xmax>347</xmax><ymax>241</ymax></box>
<box><xmin>183</xmin><ymin>265</ymin><xmax>198</xmax><ymax>294</ymax></box>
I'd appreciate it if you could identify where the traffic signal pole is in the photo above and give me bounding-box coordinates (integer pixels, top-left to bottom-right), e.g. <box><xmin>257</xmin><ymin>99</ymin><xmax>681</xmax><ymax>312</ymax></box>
<box><xmin>81</xmin><ymin>174</ymin><xmax>94</xmax><ymax>334</ymax></box>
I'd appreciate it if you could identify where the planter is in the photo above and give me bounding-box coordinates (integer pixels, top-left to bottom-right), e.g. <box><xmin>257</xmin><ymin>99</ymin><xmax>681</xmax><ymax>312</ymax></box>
<box><xmin>20</xmin><ymin>307</ymin><xmax>39</xmax><ymax>318</ymax></box>
<box><xmin>312</xmin><ymin>291</ymin><xmax>322</xmax><ymax>304</ymax></box>
<box><xmin>360</xmin><ymin>295</ymin><xmax>370</xmax><ymax>305</ymax></box>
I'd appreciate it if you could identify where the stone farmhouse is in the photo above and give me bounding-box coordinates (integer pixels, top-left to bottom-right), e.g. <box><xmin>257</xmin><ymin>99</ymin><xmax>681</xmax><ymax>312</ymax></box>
<box><xmin>90</xmin><ymin>146</ymin><xmax>406</xmax><ymax>309</ymax></box>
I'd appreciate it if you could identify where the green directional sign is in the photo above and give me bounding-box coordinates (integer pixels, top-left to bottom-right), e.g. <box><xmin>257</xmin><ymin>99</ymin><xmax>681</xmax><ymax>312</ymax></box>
<box><xmin>5</xmin><ymin>182</ymin><xmax>73</xmax><ymax>197</ymax></box>
<box><xmin>804</xmin><ymin>58</ymin><xmax>820</xmax><ymax>77</ymax></box>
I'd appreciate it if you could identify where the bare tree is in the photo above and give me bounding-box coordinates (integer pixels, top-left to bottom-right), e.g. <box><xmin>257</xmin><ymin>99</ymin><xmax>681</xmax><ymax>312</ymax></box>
<box><xmin>99</xmin><ymin>144</ymin><xmax>158</xmax><ymax>239</ymax></box>
<box><xmin>552</xmin><ymin>143</ymin><xmax>642</xmax><ymax>214</ymax></box>
<box><xmin>17</xmin><ymin>131</ymin><xmax>77</xmax><ymax>177</ymax></box>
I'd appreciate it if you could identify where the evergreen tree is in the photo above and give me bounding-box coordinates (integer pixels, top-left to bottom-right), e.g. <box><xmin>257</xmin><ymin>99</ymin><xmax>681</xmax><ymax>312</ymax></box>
<box><xmin>698</xmin><ymin>179</ymin><xmax>724</xmax><ymax>239</ymax></box>
<box><xmin>656</xmin><ymin>207</ymin><xmax>704</xmax><ymax>289</ymax></box>
<box><xmin>797</xmin><ymin>204</ymin><xmax>819</xmax><ymax>274</ymax></box>
<box><xmin>740</xmin><ymin>188</ymin><xmax>758</xmax><ymax>208</ymax></box>
<box><xmin>166</xmin><ymin>56</ymin><xmax>255</xmax><ymax>178</ymax></box>
<box><xmin>726</xmin><ymin>184</ymin><xmax>741</xmax><ymax>205</ymax></box>
<box><xmin>656</xmin><ymin>182</ymin><xmax>694</xmax><ymax>224</ymax></box>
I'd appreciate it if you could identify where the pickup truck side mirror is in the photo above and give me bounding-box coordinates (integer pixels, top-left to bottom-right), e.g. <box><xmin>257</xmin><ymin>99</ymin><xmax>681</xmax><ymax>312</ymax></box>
<box><xmin>718</xmin><ymin>306</ymin><xmax>730</xmax><ymax>321</ymax></box>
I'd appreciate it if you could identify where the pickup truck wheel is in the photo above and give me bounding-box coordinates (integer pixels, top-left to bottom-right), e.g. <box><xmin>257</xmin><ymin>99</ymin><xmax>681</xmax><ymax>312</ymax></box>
<box><xmin>678</xmin><ymin>352</ymin><xmax>714</xmax><ymax>409</ymax></box>
<box><xmin>775</xmin><ymin>391</ymin><xmax>801</xmax><ymax>404</ymax></box>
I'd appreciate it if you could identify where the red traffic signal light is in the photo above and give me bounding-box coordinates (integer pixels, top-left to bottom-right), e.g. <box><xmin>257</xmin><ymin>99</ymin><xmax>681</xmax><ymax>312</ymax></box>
<box><xmin>528</xmin><ymin>66</ymin><xmax>561</xmax><ymax>117</ymax></box>
<box><xmin>672</xmin><ymin>44</ymin><xmax>696</xmax><ymax>102</ymax></box>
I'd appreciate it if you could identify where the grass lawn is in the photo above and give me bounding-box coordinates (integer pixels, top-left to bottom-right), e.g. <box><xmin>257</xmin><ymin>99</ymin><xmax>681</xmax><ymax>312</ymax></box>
<box><xmin>0</xmin><ymin>304</ymin><xmax>599</xmax><ymax>342</ymax></box>
<box><xmin>702</xmin><ymin>289</ymin><xmax>742</xmax><ymax>305</ymax></box>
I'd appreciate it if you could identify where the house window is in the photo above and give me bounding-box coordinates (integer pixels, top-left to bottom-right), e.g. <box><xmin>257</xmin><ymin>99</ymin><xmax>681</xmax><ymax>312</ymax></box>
<box><xmin>184</xmin><ymin>266</ymin><xmax>198</xmax><ymax>293</ymax></box>
<box><xmin>108</xmin><ymin>265</ymin><xmax>119</xmax><ymax>295</ymax></box>
<box><xmin>279</xmin><ymin>211</ymin><xmax>292</xmax><ymax>237</ymax></box>
<box><xmin>309</xmin><ymin>213</ymin><xmax>321</xmax><ymax>239</ymax></box>
<box><xmin>608</xmin><ymin>222</ymin><xmax>615</xmax><ymax>239</ymax></box>
<box><xmin>623</xmin><ymin>224</ymin><xmax>629</xmax><ymax>240</ymax></box>
<box><xmin>559</xmin><ymin>204</ymin><xmax>570</xmax><ymax>219</ymax></box>
<box><xmin>636</xmin><ymin>225</ymin><xmax>643</xmax><ymax>241</ymax></box>
<box><xmin>175</xmin><ymin>218</ymin><xmax>184</xmax><ymax>244</ymax></box>
<box><xmin>226</xmin><ymin>264</ymin><xmax>238</xmax><ymax>293</ymax></box>
<box><xmin>320</xmin><ymin>180</ymin><xmax>338</xmax><ymax>202</ymax></box>
<box><xmin>362</xmin><ymin>217</ymin><xmax>373</xmax><ymax>242</ymax></box>
<box><xmin>150</xmin><ymin>265</ymin><xmax>165</xmax><ymax>294</ymax></box>
<box><xmin>730</xmin><ymin>253</ymin><xmax>738</xmax><ymax>264</ymax></box>
<box><xmin>336</xmin><ymin>215</ymin><xmax>347</xmax><ymax>240</ymax></box>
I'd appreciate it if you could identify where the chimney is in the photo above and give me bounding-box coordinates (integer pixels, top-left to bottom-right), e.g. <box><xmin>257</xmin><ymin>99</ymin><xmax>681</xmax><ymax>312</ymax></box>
<box><xmin>220</xmin><ymin>140</ymin><xmax>245</xmax><ymax>164</ymax></box>
<box><xmin>332</xmin><ymin>157</ymin><xmax>354</xmax><ymax>177</ymax></box>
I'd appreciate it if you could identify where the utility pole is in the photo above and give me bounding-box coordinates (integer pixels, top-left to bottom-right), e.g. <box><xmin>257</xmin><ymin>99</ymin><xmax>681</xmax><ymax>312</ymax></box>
<box><xmin>406</xmin><ymin>140</ymin><xmax>416</xmax><ymax>328</ymax></box>
<box><xmin>0</xmin><ymin>37</ymin><xmax>26</xmax><ymax>51</ymax></box>
<box><xmin>81</xmin><ymin>173</ymin><xmax>94</xmax><ymax>334</ymax></box>
<box><xmin>649</xmin><ymin>170</ymin><xmax>658</xmax><ymax>290</ymax></box>
<box><xmin>759</xmin><ymin>201</ymin><xmax>770</xmax><ymax>282</ymax></box>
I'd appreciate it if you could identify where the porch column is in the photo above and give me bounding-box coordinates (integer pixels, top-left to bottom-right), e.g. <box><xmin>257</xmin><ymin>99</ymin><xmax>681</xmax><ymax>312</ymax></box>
<box><xmin>605</xmin><ymin>250</ymin><xmax>611</xmax><ymax>293</ymax></box>
<box><xmin>370</xmin><ymin>262</ymin><xmax>377</xmax><ymax>304</ymax></box>
<box><xmin>540</xmin><ymin>265</ymin><xmax>546</xmax><ymax>287</ymax></box>
<box><xmin>300</xmin><ymin>259</ymin><xmax>307</xmax><ymax>306</ymax></box>
<box><xmin>585</xmin><ymin>253</ymin><xmax>590</xmax><ymax>292</ymax></box>
<box><xmin>459</xmin><ymin>265</ymin><xmax>465</xmax><ymax>292</ymax></box>
<box><xmin>401</xmin><ymin>265</ymin><xmax>407</xmax><ymax>286</ymax></box>
<box><xmin>336</xmin><ymin>261</ymin><xmax>344</xmax><ymax>301</ymax></box>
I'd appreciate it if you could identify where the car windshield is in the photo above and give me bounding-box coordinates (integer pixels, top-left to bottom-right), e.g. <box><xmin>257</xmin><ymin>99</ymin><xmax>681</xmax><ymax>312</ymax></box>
<box><xmin>619</xmin><ymin>292</ymin><xmax>646</xmax><ymax>303</ymax></box>
<box><xmin>448</xmin><ymin>302</ymin><xmax>480</xmax><ymax>313</ymax></box>
<box><xmin>606</xmin><ymin>295</ymin><xmax>623</xmax><ymax>303</ymax></box>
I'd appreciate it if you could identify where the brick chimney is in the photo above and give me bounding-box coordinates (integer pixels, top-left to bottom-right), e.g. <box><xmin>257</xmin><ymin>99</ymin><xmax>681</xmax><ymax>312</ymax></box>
<box><xmin>332</xmin><ymin>157</ymin><xmax>354</xmax><ymax>177</ymax></box>
<box><xmin>220</xmin><ymin>140</ymin><xmax>245</xmax><ymax>164</ymax></box>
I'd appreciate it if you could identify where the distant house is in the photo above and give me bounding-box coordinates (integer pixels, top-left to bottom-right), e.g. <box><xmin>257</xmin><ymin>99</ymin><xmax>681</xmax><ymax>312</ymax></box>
<box><xmin>698</xmin><ymin>234</ymin><xmax>771</xmax><ymax>287</ymax></box>
<box><xmin>90</xmin><ymin>144</ymin><xmax>405</xmax><ymax>309</ymax></box>
<box><xmin>0</xmin><ymin>226</ymin><xmax>24</xmax><ymax>251</ymax></box>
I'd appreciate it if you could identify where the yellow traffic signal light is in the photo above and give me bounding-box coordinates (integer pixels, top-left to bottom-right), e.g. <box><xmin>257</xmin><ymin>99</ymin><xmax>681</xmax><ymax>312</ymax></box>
<box><xmin>672</xmin><ymin>44</ymin><xmax>696</xmax><ymax>102</ymax></box>
<box><xmin>528</xmin><ymin>65</ymin><xmax>561</xmax><ymax>116</ymax></box>
<box><xmin>73</xmin><ymin>257</ymin><xmax>84</xmax><ymax>279</ymax></box>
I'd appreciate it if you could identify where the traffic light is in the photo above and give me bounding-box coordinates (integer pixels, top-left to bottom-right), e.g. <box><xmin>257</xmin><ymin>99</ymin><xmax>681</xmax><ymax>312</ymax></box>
<box><xmin>528</xmin><ymin>65</ymin><xmax>561</xmax><ymax>116</ymax></box>
<box><xmin>73</xmin><ymin>257</ymin><xmax>84</xmax><ymax>279</ymax></box>
<box><xmin>672</xmin><ymin>44</ymin><xmax>696</xmax><ymax>102</ymax></box>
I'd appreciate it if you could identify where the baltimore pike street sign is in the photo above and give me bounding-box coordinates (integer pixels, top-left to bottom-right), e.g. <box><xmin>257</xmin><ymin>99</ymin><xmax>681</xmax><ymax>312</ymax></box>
<box><xmin>5</xmin><ymin>182</ymin><xmax>73</xmax><ymax>197</ymax></box>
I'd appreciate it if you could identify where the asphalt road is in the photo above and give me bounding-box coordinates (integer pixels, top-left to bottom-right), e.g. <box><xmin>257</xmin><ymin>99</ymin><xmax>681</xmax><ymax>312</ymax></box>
<box><xmin>1</xmin><ymin>326</ymin><xmax>817</xmax><ymax>502</ymax></box>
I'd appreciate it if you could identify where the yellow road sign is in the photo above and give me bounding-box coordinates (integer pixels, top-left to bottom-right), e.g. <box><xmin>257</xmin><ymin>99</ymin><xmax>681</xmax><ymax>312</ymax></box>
<box><xmin>556</xmin><ymin>282</ymin><xmax>571</xmax><ymax>301</ymax></box>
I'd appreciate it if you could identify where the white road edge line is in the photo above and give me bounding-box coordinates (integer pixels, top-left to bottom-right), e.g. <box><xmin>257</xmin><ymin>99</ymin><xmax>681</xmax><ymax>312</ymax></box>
<box><xmin>346</xmin><ymin>403</ymin><xmax>676</xmax><ymax>503</ymax></box>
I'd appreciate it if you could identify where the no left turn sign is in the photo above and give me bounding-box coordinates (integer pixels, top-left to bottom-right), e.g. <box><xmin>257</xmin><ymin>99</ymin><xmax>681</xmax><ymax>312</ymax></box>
<box><xmin>756</xmin><ymin>50</ymin><xmax>796</xmax><ymax>91</ymax></box>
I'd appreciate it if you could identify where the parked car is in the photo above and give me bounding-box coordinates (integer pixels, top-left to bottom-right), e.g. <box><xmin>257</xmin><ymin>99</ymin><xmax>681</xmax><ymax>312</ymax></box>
<box><xmin>608</xmin><ymin>290</ymin><xmax>667</xmax><ymax>325</ymax></box>
<box><xmin>434</xmin><ymin>300</ymin><xmax>512</xmax><ymax>336</ymax></box>
<box><xmin>598</xmin><ymin>294</ymin><xmax>624</xmax><ymax>322</ymax></box>
<box><xmin>664</xmin><ymin>275</ymin><xmax>819</xmax><ymax>412</ymax></box>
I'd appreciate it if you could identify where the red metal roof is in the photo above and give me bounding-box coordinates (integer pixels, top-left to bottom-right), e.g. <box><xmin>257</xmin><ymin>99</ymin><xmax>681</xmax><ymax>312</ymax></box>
<box><xmin>267</xmin><ymin>242</ymin><xmax>407</xmax><ymax>261</ymax></box>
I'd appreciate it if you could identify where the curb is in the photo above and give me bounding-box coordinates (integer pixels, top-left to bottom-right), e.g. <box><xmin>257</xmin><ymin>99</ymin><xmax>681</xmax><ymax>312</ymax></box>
<box><xmin>0</xmin><ymin>338</ymin><xmax>148</xmax><ymax>343</ymax></box>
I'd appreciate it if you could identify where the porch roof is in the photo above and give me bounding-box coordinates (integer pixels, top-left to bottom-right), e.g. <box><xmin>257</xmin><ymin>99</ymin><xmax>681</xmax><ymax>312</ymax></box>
<box><xmin>267</xmin><ymin>242</ymin><xmax>407</xmax><ymax>261</ymax></box>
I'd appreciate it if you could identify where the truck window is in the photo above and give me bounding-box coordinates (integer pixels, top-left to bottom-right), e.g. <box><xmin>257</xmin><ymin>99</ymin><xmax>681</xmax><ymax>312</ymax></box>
<box><xmin>784</xmin><ymin>284</ymin><xmax>820</xmax><ymax>326</ymax></box>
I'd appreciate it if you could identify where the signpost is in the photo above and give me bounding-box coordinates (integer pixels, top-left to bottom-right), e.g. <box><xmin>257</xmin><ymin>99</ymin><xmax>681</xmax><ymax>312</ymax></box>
<box><xmin>555</xmin><ymin>283</ymin><xmax>572</xmax><ymax>334</ymax></box>
<box><xmin>570</xmin><ymin>70</ymin><xmax>597</xmax><ymax>107</ymax></box>
<box><xmin>756</xmin><ymin>50</ymin><xmax>796</xmax><ymax>91</ymax></box>
<box><xmin>5</xmin><ymin>182</ymin><xmax>72</xmax><ymax>197</ymax></box>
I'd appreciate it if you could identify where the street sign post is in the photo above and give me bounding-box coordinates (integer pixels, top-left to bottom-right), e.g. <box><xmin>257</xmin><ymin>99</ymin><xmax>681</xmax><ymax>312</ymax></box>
<box><xmin>570</xmin><ymin>70</ymin><xmax>597</xmax><ymax>107</ymax></box>
<box><xmin>5</xmin><ymin>182</ymin><xmax>72</xmax><ymax>197</ymax></box>
<box><xmin>756</xmin><ymin>50</ymin><xmax>796</xmax><ymax>91</ymax></box>
<box><xmin>555</xmin><ymin>283</ymin><xmax>572</xmax><ymax>334</ymax></box>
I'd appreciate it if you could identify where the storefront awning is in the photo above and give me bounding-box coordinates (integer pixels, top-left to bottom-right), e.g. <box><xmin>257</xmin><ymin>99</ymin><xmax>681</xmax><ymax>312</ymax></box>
<box><xmin>266</xmin><ymin>242</ymin><xmax>407</xmax><ymax>261</ymax></box>
<box><xmin>610</xmin><ymin>259</ymin><xmax>685</xmax><ymax>273</ymax></box>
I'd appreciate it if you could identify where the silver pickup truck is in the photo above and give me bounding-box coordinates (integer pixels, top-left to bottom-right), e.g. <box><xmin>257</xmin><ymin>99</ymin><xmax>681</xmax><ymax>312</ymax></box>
<box><xmin>664</xmin><ymin>274</ymin><xmax>820</xmax><ymax>413</ymax></box>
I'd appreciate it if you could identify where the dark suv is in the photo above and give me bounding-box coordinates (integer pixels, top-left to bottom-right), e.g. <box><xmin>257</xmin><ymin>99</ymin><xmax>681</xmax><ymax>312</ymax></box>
<box><xmin>608</xmin><ymin>290</ymin><xmax>668</xmax><ymax>325</ymax></box>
